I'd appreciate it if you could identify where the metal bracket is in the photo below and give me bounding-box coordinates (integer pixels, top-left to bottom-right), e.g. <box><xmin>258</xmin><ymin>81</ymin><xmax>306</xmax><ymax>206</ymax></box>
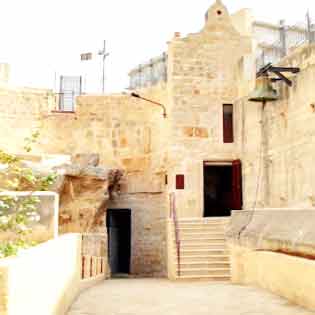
<box><xmin>257</xmin><ymin>63</ymin><xmax>300</xmax><ymax>86</ymax></box>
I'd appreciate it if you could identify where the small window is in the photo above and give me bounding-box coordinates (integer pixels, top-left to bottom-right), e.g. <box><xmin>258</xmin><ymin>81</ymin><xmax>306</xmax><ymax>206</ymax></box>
<box><xmin>176</xmin><ymin>175</ymin><xmax>185</xmax><ymax>190</ymax></box>
<box><xmin>223</xmin><ymin>104</ymin><xmax>234</xmax><ymax>143</ymax></box>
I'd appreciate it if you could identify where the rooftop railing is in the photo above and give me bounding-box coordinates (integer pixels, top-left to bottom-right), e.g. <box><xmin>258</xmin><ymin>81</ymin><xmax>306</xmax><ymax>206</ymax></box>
<box><xmin>128</xmin><ymin>53</ymin><xmax>168</xmax><ymax>90</ymax></box>
<box><xmin>255</xmin><ymin>15</ymin><xmax>315</xmax><ymax>71</ymax></box>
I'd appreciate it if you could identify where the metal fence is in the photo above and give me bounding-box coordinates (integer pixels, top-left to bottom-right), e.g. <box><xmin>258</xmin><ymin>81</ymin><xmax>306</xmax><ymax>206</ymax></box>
<box><xmin>129</xmin><ymin>53</ymin><xmax>167</xmax><ymax>90</ymax></box>
<box><xmin>256</xmin><ymin>14</ymin><xmax>315</xmax><ymax>70</ymax></box>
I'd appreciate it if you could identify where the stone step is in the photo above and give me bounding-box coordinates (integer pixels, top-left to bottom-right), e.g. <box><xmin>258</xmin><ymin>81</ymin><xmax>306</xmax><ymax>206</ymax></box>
<box><xmin>178</xmin><ymin>267</ymin><xmax>230</xmax><ymax>277</ymax></box>
<box><xmin>176</xmin><ymin>274</ymin><xmax>230</xmax><ymax>281</ymax></box>
<box><xmin>179</xmin><ymin>243</ymin><xmax>227</xmax><ymax>250</ymax></box>
<box><xmin>178</xmin><ymin>225</ymin><xmax>229</xmax><ymax>229</ymax></box>
<box><xmin>177</xmin><ymin>221</ymin><xmax>229</xmax><ymax>227</ymax></box>
<box><xmin>175</xmin><ymin>236</ymin><xmax>226</xmax><ymax>242</ymax></box>
<box><xmin>180</xmin><ymin>261</ymin><xmax>230</xmax><ymax>269</ymax></box>
<box><xmin>179</xmin><ymin>226</ymin><xmax>225</xmax><ymax>234</ymax></box>
<box><xmin>179</xmin><ymin>254</ymin><xmax>230</xmax><ymax>263</ymax></box>
<box><xmin>179</xmin><ymin>248</ymin><xmax>229</xmax><ymax>256</ymax></box>
<box><xmin>179</xmin><ymin>230</ymin><xmax>225</xmax><ymax>239</ymax></box>
<box><xmin>176</xmin><ymin>232</ymin><xmax>226</xmax><ymax>238</ymax></box>
<box><xmin>177</xmin><ymin>217</ymin><xmax>230</xmax><ymax>223</ymax></box>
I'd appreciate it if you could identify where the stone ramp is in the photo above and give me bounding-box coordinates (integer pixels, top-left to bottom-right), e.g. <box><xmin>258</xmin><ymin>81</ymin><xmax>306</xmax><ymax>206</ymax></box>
<box><xmin>67</xmin><ymin>279</ymin><xmax>315</xmax><ymax>315</ymax></box>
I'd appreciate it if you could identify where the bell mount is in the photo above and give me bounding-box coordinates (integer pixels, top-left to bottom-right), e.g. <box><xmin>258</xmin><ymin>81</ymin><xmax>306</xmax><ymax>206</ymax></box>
<box><xmin>256</xmin><ymin>63</ymin><xmax>300</xmax><ymax>87</ymax></box>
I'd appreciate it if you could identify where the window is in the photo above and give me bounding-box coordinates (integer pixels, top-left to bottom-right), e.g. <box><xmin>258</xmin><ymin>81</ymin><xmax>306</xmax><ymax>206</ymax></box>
<box><xmin>223</xmin><ymin>104</ymin><xmax>234</xmax><ymax>143</ymax></box>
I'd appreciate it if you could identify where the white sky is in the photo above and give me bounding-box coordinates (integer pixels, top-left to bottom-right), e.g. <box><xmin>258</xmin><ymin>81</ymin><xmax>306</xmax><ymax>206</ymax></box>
<box><xmin>1</xmin><ymin>0</ymin><xmax>314</xmax><ymax>93</ymax></box>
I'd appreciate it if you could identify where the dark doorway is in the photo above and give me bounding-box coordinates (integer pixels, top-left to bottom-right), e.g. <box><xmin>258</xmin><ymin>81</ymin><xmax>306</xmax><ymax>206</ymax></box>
<box><xmin>203</xmin><ymin>161</ymin><xmax>242</xmax><ymax>217</ymax></box>
<box><xmin>106</xmin><ymin>209</ymin><xmax>131</xmax><ymax>275</ymax></box>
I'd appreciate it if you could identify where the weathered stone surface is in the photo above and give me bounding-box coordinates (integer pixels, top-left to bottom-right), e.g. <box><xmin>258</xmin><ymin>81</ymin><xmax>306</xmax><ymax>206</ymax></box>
<box><xmin>58</xmin><ymin>167</ymin><xmax>123</xmax><ymax>234</ymax></box>
<box><xmin>82</xmin><ymin>233</ymin><xmax>107</xmax><ymax>257</ymax></box>
<box><xmin>71</xmin><ymin>153</ymin><xmax>100</xmax><ymax>168</ymax></box>
<box><xmin>55</xmin><ymin>163</ymin><xmax>120</xmax><ymax>180</ymax></box>
<box><xmin>227</xmin><ymin>209</ymin><xmax>315</xmax><ymax>257</ymax></box>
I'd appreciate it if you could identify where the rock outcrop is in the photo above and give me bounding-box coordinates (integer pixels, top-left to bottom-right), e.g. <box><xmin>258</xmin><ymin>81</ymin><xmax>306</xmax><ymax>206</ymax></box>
<box><xmin>55</xmin><ymin>154</ymin><xmax>123</xmax><ymax>233</ymax></box>
<box><xmin>19</xmin><ymin>153</ymin><xmax>123</xmax><ymax>234</ymax></box>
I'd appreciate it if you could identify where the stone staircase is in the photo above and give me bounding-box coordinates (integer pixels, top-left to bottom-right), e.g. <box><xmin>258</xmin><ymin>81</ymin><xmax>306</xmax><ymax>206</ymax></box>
<box><xmin>169</xmin><ymin>217</ymin><xmax>230</xmax><ymax>281</ymax></box>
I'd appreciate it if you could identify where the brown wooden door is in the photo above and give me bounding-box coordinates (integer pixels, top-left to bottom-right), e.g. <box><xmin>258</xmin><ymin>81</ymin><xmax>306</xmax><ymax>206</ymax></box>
<box><xmin>232</xmin><ymin>160</ymin><xmax>242</xmax><ymax>210</ymax></box>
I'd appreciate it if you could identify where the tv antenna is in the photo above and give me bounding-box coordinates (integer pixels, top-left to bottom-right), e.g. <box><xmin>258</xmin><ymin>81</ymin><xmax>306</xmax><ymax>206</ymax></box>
<box><xmin>98</xmin><ymin>40</ymin><xmax>110</xmax><ymax>94</ymax></box>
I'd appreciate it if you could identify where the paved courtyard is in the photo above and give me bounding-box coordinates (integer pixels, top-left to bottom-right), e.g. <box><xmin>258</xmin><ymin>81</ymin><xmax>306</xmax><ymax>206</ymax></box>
<box><xmin>67</xmin><ymin>279</ymin><xmax>315</xmax><ymax>315</ymax></box>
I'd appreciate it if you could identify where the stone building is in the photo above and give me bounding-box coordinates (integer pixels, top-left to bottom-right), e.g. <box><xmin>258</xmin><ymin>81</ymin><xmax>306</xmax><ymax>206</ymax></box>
<box><xmin>1</xmin><ymin>0</ymin><xmax>315</xmax><ymax>285</ymax></box>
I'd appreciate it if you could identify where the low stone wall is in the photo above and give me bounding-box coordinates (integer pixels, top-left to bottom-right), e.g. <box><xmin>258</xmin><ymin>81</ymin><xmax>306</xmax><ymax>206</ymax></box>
<box><xmin>230</xmin><ymin>245</ymin><xmax>315</xmax><ymax>310</ymax></box>
<box><xmin>227</xmin><ymin>209</ymin><xmax>315</xmax><ymax>311</ymax></box>
<box><xmin>226</xmin><ymin>209</ymin><xmax>315</xmax><ymax>257</ymax></box>
<box><xmin>0</xmin><ymin>234</ymin><xmax>81</xmax><ymax>315</ymax></box>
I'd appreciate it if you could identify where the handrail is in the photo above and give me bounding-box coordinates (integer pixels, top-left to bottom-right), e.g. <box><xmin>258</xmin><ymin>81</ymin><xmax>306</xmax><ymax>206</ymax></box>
<box><xmin>170</xmin><ymin>193</ymin><xmax>181</xmax><ymax>277</ymax></box>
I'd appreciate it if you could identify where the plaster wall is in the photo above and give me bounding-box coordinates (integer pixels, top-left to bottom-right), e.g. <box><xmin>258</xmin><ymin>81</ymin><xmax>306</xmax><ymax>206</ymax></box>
<box><xmin>0</xmin><ymin>234</ymin><xmax>81</xmax><ymax>315</ymax></box>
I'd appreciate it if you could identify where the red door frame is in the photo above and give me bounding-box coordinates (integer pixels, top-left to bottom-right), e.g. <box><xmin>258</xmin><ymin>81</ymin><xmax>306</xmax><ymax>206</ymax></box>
<box><xmin>203</xmin><ymin>160</ymin><xmax>243</xmax><ymax>216</ymax></box>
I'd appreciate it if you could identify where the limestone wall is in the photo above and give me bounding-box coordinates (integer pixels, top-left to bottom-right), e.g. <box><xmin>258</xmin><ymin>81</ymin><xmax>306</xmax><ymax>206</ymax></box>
<box><xmin>239</xmin><ymin>44</ymin><xmax>315</xmax><ymax>209</ymax></box>
<box><xmin>0</xmin><ymin>234</ymin><xmax>82</xmax><ymax>315</ymax></box>
<box><xmin>44</xmin><ymin>87</ymin><xmax>169</xmax><ymax>276</ymax></box>
<box><xmin>0</xmin><ymin>87</ymin><xmax>55</xmax><ymax>154</ymax></box>
<box><xmin>39</xmin><ymin>85</ymin><xmax>168</xmax><ymax>169</ymax></box>
<box><xmin>109</xmin><ymin>193</ymin><xmax>167</xmax><ymax>277</ymax></box>
<box><xmin>0</xmin><ymin>82</ymin><xmax>169</xmax><ymax>275</ymax></box>
<box><xmin>166</xmin><ymin>1</ymin><xmax>252</xmax><ymax>217</ymax></box>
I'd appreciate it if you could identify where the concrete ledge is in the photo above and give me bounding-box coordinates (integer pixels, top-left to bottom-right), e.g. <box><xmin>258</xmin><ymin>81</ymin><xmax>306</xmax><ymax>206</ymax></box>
<box><xmin>230</xmin><ymin>245</ymin><xmax>315</xmax><ymax>311</ymax></box>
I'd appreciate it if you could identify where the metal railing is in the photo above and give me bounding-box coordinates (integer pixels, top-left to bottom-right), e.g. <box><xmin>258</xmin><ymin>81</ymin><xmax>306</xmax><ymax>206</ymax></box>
<box><xmin>129</xmin><ymin>53</ymin><xmax>168</xmax><ymax>90</ymax></box>
<box><xmin>170</xmin><ymin>192</ymin><xmax>181</xmax><ymax>277</ymax></box>
<box><xmin>256</xmin><ymin>14</ymin><xmax>315</xmax><ymax>70</ymax></box>
<box><xmin>56</xmin><ymin>91</ymin><xmax>77</xmax><ymax>112</ymax></box>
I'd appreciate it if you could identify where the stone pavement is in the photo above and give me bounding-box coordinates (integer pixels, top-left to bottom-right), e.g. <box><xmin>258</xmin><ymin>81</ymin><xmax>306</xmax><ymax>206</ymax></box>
<box><xmin>67</xmin><ymin>279</ymin><xmax>315</xmax><ymax>315</ymax></box>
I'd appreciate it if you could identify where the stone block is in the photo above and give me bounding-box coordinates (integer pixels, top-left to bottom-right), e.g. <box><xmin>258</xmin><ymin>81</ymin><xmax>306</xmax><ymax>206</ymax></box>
<box><xmin>195</xmin><ymin>127</ymin><xmax>208</xmax><ymax>138</ymax></box>
<box><xmin>72</xmin><ymin>154</ymin><xmax>100</xmax><ymax>167</ymax></box>
<box><xmin>182</xmin><ymin>127</ymin><xmax>194</xmax><ymax>137</ymax></box>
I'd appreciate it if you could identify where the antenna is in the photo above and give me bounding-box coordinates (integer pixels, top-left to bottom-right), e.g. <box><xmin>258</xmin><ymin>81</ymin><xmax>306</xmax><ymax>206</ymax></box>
<box><xmin>98</xmin><ymin>40</ymin><xmax>110</xmax><ymax>94</ymax></box>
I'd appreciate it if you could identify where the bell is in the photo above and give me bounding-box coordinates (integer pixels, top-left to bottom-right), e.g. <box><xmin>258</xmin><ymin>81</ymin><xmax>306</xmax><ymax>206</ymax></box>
<box><xmin>248</xmin><ymin>74</ymin><xmax>279</xmax><ymax>102</ymax></box>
